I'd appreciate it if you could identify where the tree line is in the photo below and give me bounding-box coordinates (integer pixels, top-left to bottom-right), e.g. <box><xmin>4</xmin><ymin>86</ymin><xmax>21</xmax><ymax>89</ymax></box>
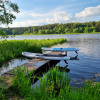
<box><xmin>1</xmin><ymin>21</ymin><xmax>100</xmax><ymax>35</ymax></box>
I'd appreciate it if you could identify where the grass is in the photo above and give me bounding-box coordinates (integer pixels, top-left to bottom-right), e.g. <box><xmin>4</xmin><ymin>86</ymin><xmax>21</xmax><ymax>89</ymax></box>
<box><xmin>12</xmin><ymin>66</ymin><xmax>33</xmax><ymax>97</ymax></box>
<box><xmin>0</xmin><ymin>38</ymin><xmax>66</xmax><ymax>64</ymax></box>
<box><xmin>2</xmin><ymin>66</ymin><xmax>100</xmax><ymax>100</ymax></box>
<box><xmin>14</xmin><ymin>32</ymin><xmax>100</xmax><ymax>36</ymax></box>
<box><xmin>65</xmin><ymin>32</ymin><xmax>100</xmax><ymax>35</ymax></box>
<box><xmin>0</xmin><ymin>87</ymin><xmax>5</xmax><ymax>100</ymax></box>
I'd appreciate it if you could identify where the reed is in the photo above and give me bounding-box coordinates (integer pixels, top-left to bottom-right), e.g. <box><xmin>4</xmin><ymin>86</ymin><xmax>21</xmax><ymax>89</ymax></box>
<box><xmin>0</xmin><ymin>38</ymin><xmax>66</xmax><ymax>64</ymax></box>
<box><xmin>12</xmin><ymin>66</ymin><xmax>33</xmax><ymax>97</ymax></box>
<box><xmin>1</xmin><ymin>65</ymin><xmax>99</xmax><ymax>99</ymax></box>
<box><xmin>30</xmin><ymin>67</ymin><xmax>70</xmax><ymax>100</ymax></box>
<box><xmin>9</xmin><ymin>66</ymin><xmax>100</xmax><ymax>100</ymax></box>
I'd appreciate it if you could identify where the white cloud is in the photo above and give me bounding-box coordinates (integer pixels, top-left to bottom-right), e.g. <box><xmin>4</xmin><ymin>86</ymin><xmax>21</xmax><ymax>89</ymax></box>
<box><xmin>8</xmin><ymin>8</ymin><xmax>72</xmax><ymax>27</ymax></box>
<box><xmin>75</xmin><ymin>5</ymin><xmax>100</xmax><ymax>18</ymax></box>
<box><xmin>1</xmin><ymin>5</ymin><xmax>100</xmax><ymax>28</ymax></box>
<box><xmin>31</xmin><ymin>13</ymin><xmax>44</xmax><ymax>17</ymax></box>
<box><xmin>44</xmin><ymin>11</ymin><xmax>71</xmax><ymax>24</ymax></box>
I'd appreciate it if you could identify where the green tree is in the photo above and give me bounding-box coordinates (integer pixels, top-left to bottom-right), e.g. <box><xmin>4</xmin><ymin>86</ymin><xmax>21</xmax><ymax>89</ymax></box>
<box><xmin>45</xmin><ymin>30</ymin><xmax>51</xmax><ymax>34</ymax></box>
<box><xmin>92</xmin><ymin>27</ymin><xmax>97</xmax><ymax>32</ymax></box>
<box><xmin>73</xmin><ymin>28</ymin><xmax>79</xmax><ymax>33</ymax></box>
<box><xmin>50</xmin><ymin>29</ymin><xmax>55</xmax><ymax>34</ymax></box>
<box><xmin>27</xmin><ymin>28</ymin><xmax>30</xmax><ymax>34</ymax></box>
<box><xmin>0</xmin><ymin>29</ymin><xmax>7</xmax><ymax>39</ymax></box>
<box><xmin>32</xmin><ymin>27</ymin><xmax>37</xmax><ymax>34</ymax></box>
<box><xmin>84</xmin><ymin>27</ymin><xmax>93</xmax><ymax>33</ymax></box>
<box><xmin>65</xmin><ymin>28</ymin><xmax>71</xmax><ymax>33</ymax></box>
<box><xmin>57</xmin><ymin>27</ymin><xmax>65</xmax><ymax>34</ymax></box>
<box><xmin>79</xmin><ymin>27</ymin><xmax>84</xmax><ymax>33</ymax></box>
<box><xmin>0</xmin><ymin>0</ymin><xmax>19</xmax><ymax>25</ymax></box>
<box><xmin>38</xmin><ymin>29</ymin><xmax>45</xmax><ymax>34</ymax></box>
<box><xmin>95</xmin><ymin>21</ymin><xmax>100</xmax><ymax>31</ymax></box>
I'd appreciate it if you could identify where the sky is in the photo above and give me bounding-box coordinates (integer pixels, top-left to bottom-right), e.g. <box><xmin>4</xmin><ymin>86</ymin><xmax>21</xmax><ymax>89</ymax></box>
<box><xmin>6</xmin><ymin>0</ymin><xmax>100</xmax><ymax>27</ymax></box>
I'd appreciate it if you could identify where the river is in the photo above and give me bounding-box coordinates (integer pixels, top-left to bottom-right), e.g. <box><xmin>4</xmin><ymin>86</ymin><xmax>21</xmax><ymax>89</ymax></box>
<box><xmin>0</xmin><ymin>34</ymin><xmax>100</xmax><ymax>86</ymax></box>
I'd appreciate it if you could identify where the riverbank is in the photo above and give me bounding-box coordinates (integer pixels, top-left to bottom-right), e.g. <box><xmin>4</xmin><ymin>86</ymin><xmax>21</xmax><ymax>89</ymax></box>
<box><xmin>0</xmin><ymin>38</ymin><xmax>66</xmax><ymax>65</ymax></box>
<box><xmin>13</xmin><ymin>32</ymin><xmax>100</xmax><ymax>36</ymax></box>
<box><xmin>0</xmin><ymin>67</ymin><xmax>100</xmax><ymax>100</ymax></box>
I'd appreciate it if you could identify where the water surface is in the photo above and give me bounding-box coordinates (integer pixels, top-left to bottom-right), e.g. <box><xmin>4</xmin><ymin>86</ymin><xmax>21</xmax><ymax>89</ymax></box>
<box><xmin>0</xmin><ymin>34</ymin><xmax>100</xmax><ymax>86</ymax></box>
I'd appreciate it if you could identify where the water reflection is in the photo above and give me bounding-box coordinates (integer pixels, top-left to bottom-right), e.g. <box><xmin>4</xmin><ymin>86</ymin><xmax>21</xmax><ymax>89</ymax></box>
<box><xmin>0</xmin><ymin>34</ymin><xmax>100</xmax><ymax>86</ymax></box>
<box><xmin>0</xmin><ymin>57</ymin><xmax>30</xmax><ymax>76</ymax></box>
<box><xmin>52</xmin><ymin>34</ymin><xmax>100</xmax><ymax>83</ymax></box>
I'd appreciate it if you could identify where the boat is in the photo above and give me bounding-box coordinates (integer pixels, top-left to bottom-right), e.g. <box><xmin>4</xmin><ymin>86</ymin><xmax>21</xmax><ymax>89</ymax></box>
<box><xmin>41</xmin><ymin>47</ymin><xmax>79</xmax><ymax>55</ymax></box>
<box><xmin>22</xmin><ymin>52</ymin><xmax>70</xmax><ymax>60</ymax></box>
<box><xmin>41</xmin><ymin>47</ymin><xmax>79</xmax><ymax>52</ymax></box>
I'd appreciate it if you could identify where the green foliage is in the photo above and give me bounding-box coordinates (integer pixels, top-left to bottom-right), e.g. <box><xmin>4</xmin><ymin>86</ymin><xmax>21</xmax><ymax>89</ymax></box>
<box><xmin>11</xmin><ymin>67</ymin><xmax>100</xmax><ymax>100</ymax></box>
<box><xmin>12</xmin><ymin>29</ymin><xmax>15</xmax><ymax>36</ymax></box>
<box><xmin>57</xmin><ymin>27</ymin><xmax>65</xmax><ymax>34</ymax></box>
<box><xmin>95</xmin><ymin>21</ymin><xmax>100</xmax><ymax>31</ymax></box>
<box><xmin>29</xmin><ymin>67</ymin><xmax>70</xmax><ymax>100</ymax></box>
<box><xmin>32</xmin><ymin>74</ymin><xmax>100</xmax><ymax>100</ymax></box>
<box><xmin>38</xmin><ymin>29</ymin><xmax>45</xmax><ymax>34</ymax></box>
<box><xmin>2</xmin><ymin>21</ymin><xmax>100</xmax><ymax>35</ymax></box>
<box><xmin>1</xmin><ymin>66</ymin><xmax>100</xmax><ymax>99</ymax></box>
<box><xmin>0</xmin><ymin>0</ymin><xmax>19</xmax><ymax>25</ymax></box>
<box><xmin>0</xmin><ymin>38</ymin><xmax>66</xmax><ymax>64</ymax></box>
<box><xmin>0</xmin><ymin>29</ymin><xmax>7</xmax><ymax>38</ymax></box>
<box><xmin>73</xmin><ymin>28</ymin><xmax>79</xmax><ymax>33</ymax></box>
<box><xmin>65</xmin><ymin>28</ymin><xmax>71</xmax><ymax>33</ymax></box>
<box><xmin>0</xmin><ymin>87</ymin><xmax>4</xmax><ymax>100</ymax></box>
<box><xmin>12</xmin><ymin>66</ymin><xmax>32</xmax><ymax>97</ymax></box>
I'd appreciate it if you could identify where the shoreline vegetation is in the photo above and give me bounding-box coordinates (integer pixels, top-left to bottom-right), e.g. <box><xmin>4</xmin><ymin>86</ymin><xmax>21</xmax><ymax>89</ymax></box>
<box><xmin>0</xmin><ymin>67</ymin><xmax>100</xmax><ymax>100</ymax></box>
<box><xmin>0</xmin><ymin>38</ymin><xmax>66</xmax><ymax>65</ymax></box>
<box><xmin>13</xmin><ymin>32</ymin><xmax>100</xmax><ymax>36</ymax></box>
<box><xmin>1</xmin><ymin>21</ymin><xmax>100</xmax><ymax>36</ymax></box>
<box><xmin>0</xmin><ymin>38</ymin><xmax>100</xmax><ymax>100</ymax></box>
<box><xmin>0</xmin><ymin>35</ymin><xmax>100</xmax><ymax>99</ymax></box>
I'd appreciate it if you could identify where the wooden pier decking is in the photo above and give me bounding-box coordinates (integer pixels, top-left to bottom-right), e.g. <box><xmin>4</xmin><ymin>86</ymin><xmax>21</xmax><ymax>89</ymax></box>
<box><xmin>0</xmin><ymin>51</ymin><xmax>63</xmax><ymax>88</ymax></box>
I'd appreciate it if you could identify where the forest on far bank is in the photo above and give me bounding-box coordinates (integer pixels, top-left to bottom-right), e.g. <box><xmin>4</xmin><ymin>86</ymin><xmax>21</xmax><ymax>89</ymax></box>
<box><xmin>1</xmin><ymin>21</ymin><xmax>100</xmax><ymax>35</ymax></box>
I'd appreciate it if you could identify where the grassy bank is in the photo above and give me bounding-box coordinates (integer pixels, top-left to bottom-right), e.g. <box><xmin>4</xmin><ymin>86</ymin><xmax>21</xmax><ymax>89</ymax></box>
<box><xmin>0</xmin><ymin>38</ymin><xmax>66</xmax><ymax>64</ymax></box>
<box><xmin>13</xmin><ymin>32</ymin><xmax>100</xmax><ymax>36</ymax></box>
<box><xmin>1</xmin><ymin>66</ymin><xmax>100</xmax><ymax>100</ymax></box>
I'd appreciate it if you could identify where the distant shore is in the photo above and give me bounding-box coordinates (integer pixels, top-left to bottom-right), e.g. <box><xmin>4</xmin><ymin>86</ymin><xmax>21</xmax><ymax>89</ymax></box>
<box><xmin>8</xmin><ymin>32</ymin><xmax>100</xmax><ymax>36</ymax></box>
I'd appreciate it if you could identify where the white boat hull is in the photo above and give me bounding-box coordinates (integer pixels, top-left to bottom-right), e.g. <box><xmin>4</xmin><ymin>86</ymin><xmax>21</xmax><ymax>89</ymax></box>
<box><xmin>22</xmin><ymin>52</ymin><xmax>70</xmax><ymax>60</ymax></box>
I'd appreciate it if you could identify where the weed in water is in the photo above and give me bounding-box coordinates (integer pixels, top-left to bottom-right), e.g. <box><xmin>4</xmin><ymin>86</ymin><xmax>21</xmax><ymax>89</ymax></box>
<box><xmin>0</xmin><ymin>38</ymin><xmax>66</xmax><ymax>64</ymax></box>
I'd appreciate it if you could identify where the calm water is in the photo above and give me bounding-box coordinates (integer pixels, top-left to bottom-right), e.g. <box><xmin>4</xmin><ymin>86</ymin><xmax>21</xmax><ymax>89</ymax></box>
<box><xmin>0</xmin><ymin>34</ymin><xmax>100</xmax><ymax>86</ymax></box>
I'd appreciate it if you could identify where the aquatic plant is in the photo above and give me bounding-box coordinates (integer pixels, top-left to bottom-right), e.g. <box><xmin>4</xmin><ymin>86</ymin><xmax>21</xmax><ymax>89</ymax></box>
<box><xmin>0</xmin><ymin>38</ymin><xmax>66</xmax><ymax>64</ymax></box>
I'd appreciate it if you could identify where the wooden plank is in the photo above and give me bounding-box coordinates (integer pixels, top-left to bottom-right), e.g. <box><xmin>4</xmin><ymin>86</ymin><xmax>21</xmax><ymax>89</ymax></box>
<box><xmin>0</xmin><ymin>51</ymin><xmax>63</xmax><ymax>88</ymax></box>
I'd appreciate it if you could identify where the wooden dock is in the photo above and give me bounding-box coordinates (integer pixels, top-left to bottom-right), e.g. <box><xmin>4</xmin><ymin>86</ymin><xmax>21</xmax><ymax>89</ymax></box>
<box><xmin>0</xmin><ymin>51</ymin><xmax>63</xmax><ymax>88</ymax></box>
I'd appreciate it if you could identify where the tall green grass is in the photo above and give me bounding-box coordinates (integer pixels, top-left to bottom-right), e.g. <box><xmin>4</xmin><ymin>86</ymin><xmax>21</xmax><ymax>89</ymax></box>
<box><xmin>10</xmin><ymin>66</ymin><xmax>100</xmax><ymax>100</ymax></box>
<box><xmin>12</xmin><ymin>66</ymin><xmax>33</xmax><ymax>97</ymax></box>
<box><xmin>0</xmin><ymin>87</ymin><xmax>4</xmax><ymax>100</ymax></box>
<box><xmin>30</xmin><ymin>67</ymin><xmax>70</xmax><ymax>100</ymax></box>
<box><xmin>11</xmin><ymin>66</ymin><xmax>70</xmax><ymax>99</ymax></box>
<box><xmin>0</xmin><ymin>38</ymin><xmax>66</xmax><ymax>64</ymax></box>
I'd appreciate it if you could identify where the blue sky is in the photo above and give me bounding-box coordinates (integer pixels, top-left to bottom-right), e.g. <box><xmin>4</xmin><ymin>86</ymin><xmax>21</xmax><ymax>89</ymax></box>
<box><xmin>8</xmin><ymin>0</ymin><xmax>100</xmax><ymax>27</ymax></box>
